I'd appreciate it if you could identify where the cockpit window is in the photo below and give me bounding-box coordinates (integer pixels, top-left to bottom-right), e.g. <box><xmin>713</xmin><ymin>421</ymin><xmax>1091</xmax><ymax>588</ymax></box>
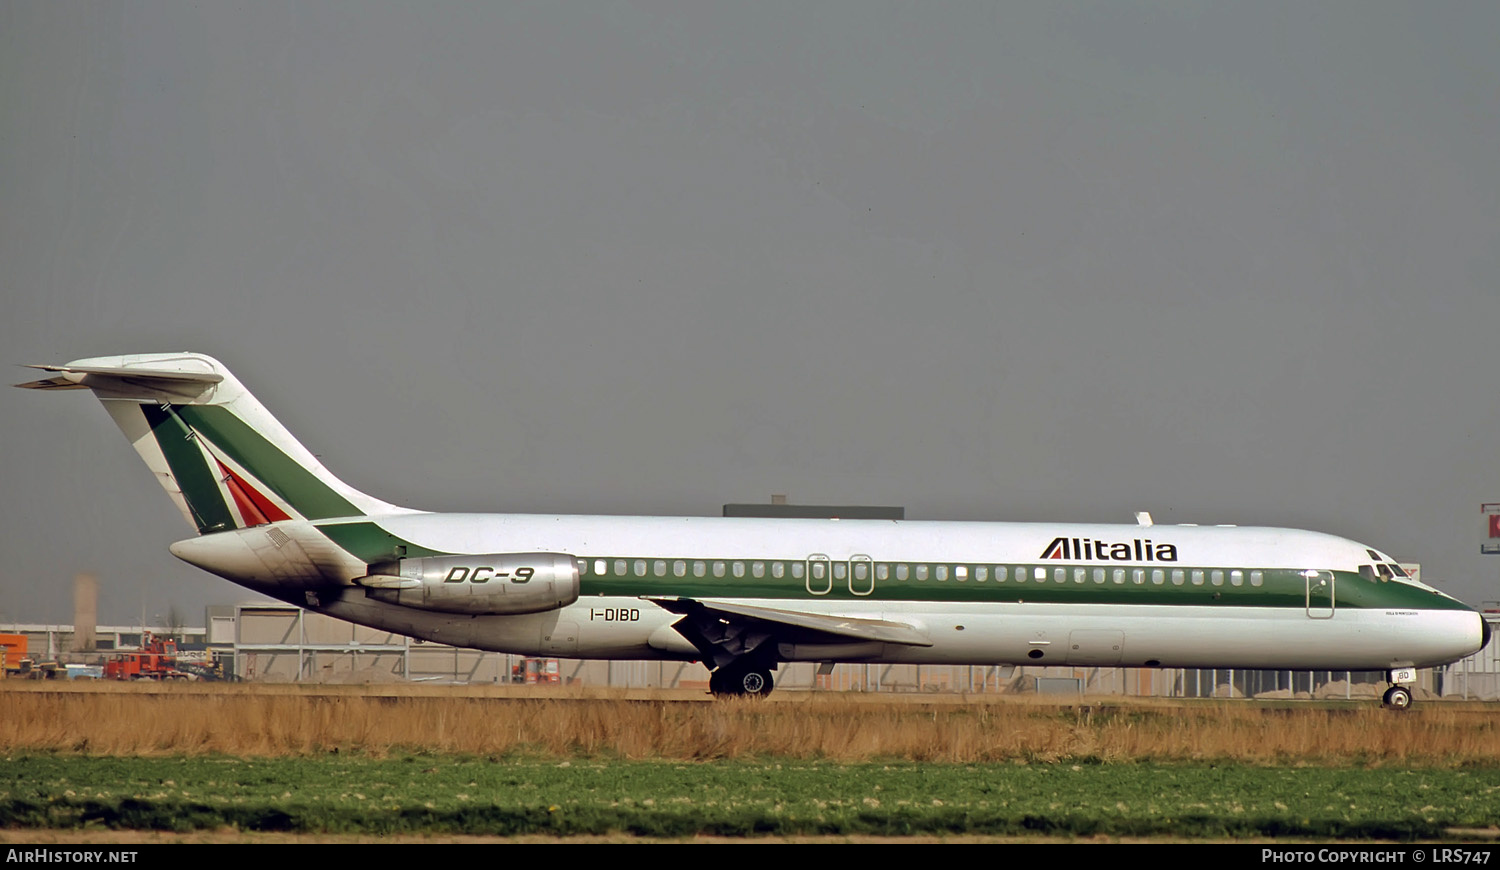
<box><xmin>1366</xmin><ymin>549</ymin><xmax>1382</xmax><ymax>561</ymax></box>
<box><xmin>1390</xmin><ymin>564</ymin><xmax>1409</xmax><ymax>578</ymax></box>
<box><xmin>1377</xmin><ymin>564</ymin><xmax>1393</xmax><ymax>581</ymax></box>
<box><xmin>1359</xmin><ymin>565</ymin><xmax>1377</xmax><ymax>582</ymax></box>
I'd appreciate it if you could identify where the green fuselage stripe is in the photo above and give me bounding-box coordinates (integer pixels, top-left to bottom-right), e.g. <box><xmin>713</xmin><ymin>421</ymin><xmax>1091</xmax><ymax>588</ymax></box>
<box><xmin>142</xmin><ymin>405</ymin><xmax>235</xmax><ymax>534</ymax></box>
<box><xmin>173</xmin><ymin>405</ymin><xmax>360</xmax><ymax>521</ymax></box>
<box><xmin>574</xmin><ymin>558</ymin><xmax>1466</xmax><ymax>610</ymax></box>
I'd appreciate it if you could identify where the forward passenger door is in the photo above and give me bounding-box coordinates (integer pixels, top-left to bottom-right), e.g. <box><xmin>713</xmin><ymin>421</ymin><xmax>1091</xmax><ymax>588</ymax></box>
<box><xmin>1305</xmin><ymin>570</ymin><xmax>1335</xmax><ymax>619</ymax></box>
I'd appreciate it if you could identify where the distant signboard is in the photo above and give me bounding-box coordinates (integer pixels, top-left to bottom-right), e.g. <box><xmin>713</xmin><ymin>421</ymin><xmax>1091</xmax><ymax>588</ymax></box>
<box><xmin>1484</xmin><ymin>504</ymin><xmax>1500</xmax><ymax>555</ymax></box>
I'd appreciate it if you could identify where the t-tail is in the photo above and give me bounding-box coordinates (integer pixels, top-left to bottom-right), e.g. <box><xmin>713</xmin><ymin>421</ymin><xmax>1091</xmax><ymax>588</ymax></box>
<box><xmin>17</xmin><ymin>353</ymin><xmax>415</xmax><ymax>533</ymax></box>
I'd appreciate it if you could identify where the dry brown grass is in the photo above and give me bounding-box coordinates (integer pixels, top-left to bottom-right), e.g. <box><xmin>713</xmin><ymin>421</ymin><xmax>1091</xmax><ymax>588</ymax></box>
<box><xmin>3</xmin><ymin>682</ymin><xmax>1498</xmax><ymax>764</ymax></box>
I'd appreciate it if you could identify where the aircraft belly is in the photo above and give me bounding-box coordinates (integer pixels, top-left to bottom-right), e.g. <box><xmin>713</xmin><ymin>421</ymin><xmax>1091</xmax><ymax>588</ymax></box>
<box><xmin>252</xmin><ymin>594</ymin><xmax>1487</xmax><ymax>670</ymax></box>
<box><xmin>1101</xmin><ymin>607</ymin><xmax>1482</xmax><ymax>670</ymax></box>
<box><xmin>718</xmin><ymin>603</ymin><xmax>1482</xmax><ymax>671</ymax></box>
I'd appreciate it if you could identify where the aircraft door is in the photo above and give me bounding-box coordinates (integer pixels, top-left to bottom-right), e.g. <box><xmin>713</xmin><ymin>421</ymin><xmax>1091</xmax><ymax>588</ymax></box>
<box><xmin>850</xmin><ymin>555</ymin><xmax>874</xmax><ymax>596</ymax></box>
<box><xmin>807</xmin><ymin>554</ymin><xmax>832</xmax><ymax>595</ymax></box>
<box><xmin>1305</xmin><ymin>570</ymin><xmax>1335</xmax><ymax>619</ymax></box>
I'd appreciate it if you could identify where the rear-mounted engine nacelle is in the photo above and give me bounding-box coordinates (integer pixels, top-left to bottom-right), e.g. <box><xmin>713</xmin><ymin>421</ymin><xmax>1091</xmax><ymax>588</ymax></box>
<box><xmin>355</xmin><ymin>553</ymin><xmax>579</xmax><ymax>615</ymax></box>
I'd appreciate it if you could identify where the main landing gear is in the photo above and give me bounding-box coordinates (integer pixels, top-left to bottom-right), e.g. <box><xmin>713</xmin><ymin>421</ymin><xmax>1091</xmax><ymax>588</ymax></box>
<box><xmin>709</xmin><ymin>662</ymin><xmax>775</xmax><ymax>697</ymax></box>
<box><xmin>1382</xmin><ymin>667</ymin><xmax>1418</xmax><ymax>711</ymax></box>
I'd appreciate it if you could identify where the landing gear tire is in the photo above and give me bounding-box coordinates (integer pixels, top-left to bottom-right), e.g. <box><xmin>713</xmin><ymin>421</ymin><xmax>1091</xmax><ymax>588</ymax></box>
<box><xmin>737</xmin><ymin>668</ymin><xmax>773</xmax><ymax>697</ymax></box>
<box><xmin>1382</xmin><ymin>685</ymin><xmax>1413</xmax><ymax>711</ymax></box>
<box><xmin>709</xmin><ymin>665</ymin><xmax>775</xmax><ymax>697</ymax></box>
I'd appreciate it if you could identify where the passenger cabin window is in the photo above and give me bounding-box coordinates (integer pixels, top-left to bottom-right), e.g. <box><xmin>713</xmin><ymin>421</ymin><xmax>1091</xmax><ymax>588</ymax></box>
<box><xmin>1074</xmin><ymin>568</ymin><xmax>1086</xmax><ymax>584</ymax></box>
<box><xmin>752</xmin><ymin>561</ymin><xmax>765</xmax><ymax>578</ymax></box>
<box><xmin>654</xmin><ymin>560</ymin><xmax>667</xmax><ymax>577</ymax></box>
<box><xmin>694</xmin><ymin>561</ymin><xmax>706</xmax><ymax>577</ymax></box>
<box><xmin>1250</xmin><ymin>570</ymin><xmax>1264</xmax><ymax>587</ymax></box>
<box><xmin>897</xmin><ymin>564</ymin><xmax>910</xmax><ymax>581</ymax></box>
<box><xmin>936</xmin><ymin>565</ymin><xmax>949</xmax><ymax>581</ymax></box>
<box><xmin>791</xmin><ymin>563</ymin><xmax>805</xmax><ymax>579</ymax></box>
<box><xmin>1054</xmin><ymin>568</ymin><xmax>1066</xmax><ymax>584</ymax></box>
<box><xmin>1211</xmin><ymin>570</ymin><xmax>1224</xmax><ymax>586</ymax></box>
<box><xmin>956</xmin><ymin>565</ymin><xmax>968</xmax><ymax>581</ymax></box>
<box><xmin>1151</xmin><ymin>569</ymin><xmax>1165</xmax><ymax>585</ymax></box>
<box><xmin>1171</xmin><ymin>569</ymin><xmax>1185</xmax><ymax>586</ymax></box>
<box><xmin>673</xmin><ymin>560</ymin><xmax>686</xmax><ymax>577</ymax></box>
<box><xmin>772</xmin><ymin>562</ymin><xmax>785</xmax><ymax>578</ymax></box>
<box><xmin>1191</xmin><ymin>570</ymin><xmax>1204</xmax><ymax>586</ymax></box>
<box><xmin>634</xmin><ymin>560</ymin><xmax>647</xmax><ymax>577</ymax></box>
<box><xmin>876</xmin><ymin>564</ymin><xmax>889</xmax><ymax>581</ymax></box>
<box><xmin>595</xmin><ymin>559</ymin><xmax>607</xmax><ymax>576</ymax></box>
<box><xmin>1033</xmin><ymin>567</ymin><xmax>1047</xmax><ymax>582</ymax></box>
<box><xmin>916</xmin><ymin>565</ymin><xmax>930</xmax><ymax>581</ymax></box>
<box><xmin>1093</xmin><ymin>568</ymin><xmax>1106</xmax><ymax>584</ymax></box>
<box><xmin>1230</xmin><ymin>570</ymin><xmax>1244</xmax><ymax>587</ymax></box>
<box><xmin>1132</xmin><ymin>568</ymin><xmax>1145</xmax><ymax>585</ymax></box>
<box><xmin>996</xmin><ymin>566</ymin><xmax>1008</xmax><ymax>582</ymax></box>
<box><xmin>614</xmin><ymin>559</ymin><xmax>627</xmax><ymax>576</ymax></box>
<box><xmin>713</xmin><ymin>561</ymin><xmax>726</xmax><ymax>577</ymax></box>
<box><xmin>1112</xmin><ymin>568</ymin><xmax>1125</xmax><ymax>585</ymax></box>
<box><xmin>733</xmin><ymin>561</ymin><xmax>745</xmax><ymax>578</ymax></box>
<box><xmin>976</xmin><ymin>566</ymin><xmax>988</xmax><ymax>582</ymax></box>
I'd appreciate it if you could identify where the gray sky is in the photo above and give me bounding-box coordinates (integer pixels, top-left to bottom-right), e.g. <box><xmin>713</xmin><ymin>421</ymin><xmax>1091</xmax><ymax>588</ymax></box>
<box><xmin>3</xmin><ymin>2</ymin><xmax>1498</xmax><ymax>626</ymax></box>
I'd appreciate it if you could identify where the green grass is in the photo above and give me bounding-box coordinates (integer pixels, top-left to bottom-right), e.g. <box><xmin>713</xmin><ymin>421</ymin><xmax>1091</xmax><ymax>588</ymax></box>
<box><xmin>3</xmin><ymin>755</ymin><xmax>1498</xmax><ymax>839</ymax></box>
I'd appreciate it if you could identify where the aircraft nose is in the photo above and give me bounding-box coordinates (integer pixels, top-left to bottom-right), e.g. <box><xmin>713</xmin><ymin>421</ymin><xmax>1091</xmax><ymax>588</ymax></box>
<box><xmin>1481</xmin><ymin>613</ymin><xmax>1492</xmax><ymax>651</ymax></box>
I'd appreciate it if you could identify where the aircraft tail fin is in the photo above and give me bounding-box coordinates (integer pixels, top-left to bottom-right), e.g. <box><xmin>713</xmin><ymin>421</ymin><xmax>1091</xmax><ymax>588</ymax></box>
<box><xmin>17</xmin><ymin>353</ymin><xmax>415</xmax><ymax>534</ymax></box>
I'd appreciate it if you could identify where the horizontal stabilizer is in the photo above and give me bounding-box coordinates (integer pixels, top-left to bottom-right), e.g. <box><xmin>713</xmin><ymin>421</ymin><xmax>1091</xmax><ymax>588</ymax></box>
<box><xmin>642</xmin><ymin>596</ymin><xmax>933</xmax><ymax>647</ymax></box>
<box><xmin>16</xmin><ymin>360</ymin><xmax>224</xmax><ymax>396</ymax></box>
<box><xmin>13</xmin><ymin>375</ymin><xmax>90</xmax><ymax>391</ymax></box>
<box><xmin>22</xmin><ymin>362</ymin><xmax>224</xmax><ymax>383</ymax></box>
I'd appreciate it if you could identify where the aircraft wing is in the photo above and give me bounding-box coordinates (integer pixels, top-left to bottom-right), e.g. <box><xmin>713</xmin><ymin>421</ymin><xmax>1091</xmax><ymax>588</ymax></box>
<box><xmin>642</xmin><ymin>595</ymin><xmax>932</xmax><ymax>668</ymax></box>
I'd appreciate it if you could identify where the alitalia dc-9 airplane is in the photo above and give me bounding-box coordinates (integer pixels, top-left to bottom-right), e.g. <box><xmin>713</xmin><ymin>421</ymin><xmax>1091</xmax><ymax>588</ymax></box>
<box><xmin>19</xmin><ymin>353</ymin><xmax>1490</xmax><ymax>707</ymax></box>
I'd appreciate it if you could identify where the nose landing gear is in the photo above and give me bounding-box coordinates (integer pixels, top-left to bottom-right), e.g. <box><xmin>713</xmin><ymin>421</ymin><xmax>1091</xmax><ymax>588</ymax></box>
<box><xmin>1382</xmin><ymin>667</ymin><xmax>1417</xmax><ymax>710</ymax></box>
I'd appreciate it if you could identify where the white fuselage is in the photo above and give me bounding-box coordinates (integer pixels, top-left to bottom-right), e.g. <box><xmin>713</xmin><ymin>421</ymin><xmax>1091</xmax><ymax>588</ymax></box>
<box><xmin>169</xmin><ymin>512</ymin><xmax>1489</xmax><ymax>672</ymax></box>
